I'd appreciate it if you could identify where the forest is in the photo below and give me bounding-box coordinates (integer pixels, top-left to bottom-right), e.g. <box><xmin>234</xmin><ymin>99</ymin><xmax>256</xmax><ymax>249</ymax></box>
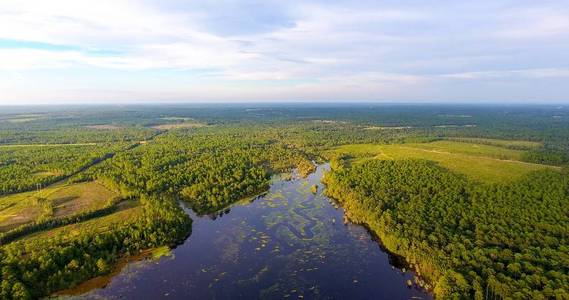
<box><xmin>0</xmin><ymin>104</ymin><xmax>567</xmax><ymax>299</ymax></box>
<box><xmin>87</xmin><ymin>127</ymin><xmax>317</xmax><ymax>214</ymax></box>
<box><xmin>324</xmin><ymin>160</ymin><xmax>568</xmax><ymax>299</ymax></box>
<box><xmin>0</xmin><ymin>143</ymin><xmax>133</xmax><ymax>195</ymax></box>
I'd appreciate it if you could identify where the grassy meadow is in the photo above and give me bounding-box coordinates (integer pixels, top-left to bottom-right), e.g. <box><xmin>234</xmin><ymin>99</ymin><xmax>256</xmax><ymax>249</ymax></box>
<box><xmin>9</xmin><ymin>201</ymin><xmax>141</xmax><ymax>247</ymax></box>
<box><xmin>444</xmin><ymin>137</ymin><xmax>542</xmax><ymax>149</ymax></box>
<box><xmin>331</xmin><ymin>140</ymin><xmax>556</xmax><ymax>183</ymax></box>
<box><xmin>0</xmin><ymin>181</ymin><xmax>118</xmax><ymax>233</ymax></box>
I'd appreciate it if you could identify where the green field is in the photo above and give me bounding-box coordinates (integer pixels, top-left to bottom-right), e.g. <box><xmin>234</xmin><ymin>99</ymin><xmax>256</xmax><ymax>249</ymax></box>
<box><xmin>11</xmin><ymin>201</ymin><xmax>141</xmax><ymax>246</ymax></box>
<box><xmin>0</xmin><ymin>181</ymin><xmax>118</xmax><ymax>232</ymax></box>
<box><xmin>444</xmin><ymin>137</ymin><xmax>542</xmax><ymax>149</ymax></box>
<box><xmin>331</xmin><ymin>140</ymin><xmax>556</xmax><ymax>183</ymax></box>
<box><xmin>403</xmin><ymin>140</ymin><xmax>527</xmax><ymax>159</ymax></box>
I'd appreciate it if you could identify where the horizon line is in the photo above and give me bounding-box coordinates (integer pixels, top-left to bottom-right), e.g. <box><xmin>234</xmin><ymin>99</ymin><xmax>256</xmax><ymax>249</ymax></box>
<box><xmin>0</xmin><ymin>100</ymin><xmax>568</xmax><ymax>107</ymax></box>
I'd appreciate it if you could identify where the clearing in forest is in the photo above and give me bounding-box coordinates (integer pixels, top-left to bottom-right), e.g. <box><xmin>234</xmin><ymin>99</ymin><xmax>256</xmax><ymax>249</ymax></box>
<box><xmin>0</xmin><ymin>181</ymin><xmax>118</xmax><ymax>232</ymax></box>
<box><xmin>332</xmin><ymin>140</ymin><xmax>556</xmax><ymax>183</ymax></box>
<box><xmin>9</xmin><ymin>201</ymin><xmax>142</xmax><ymax>247</ymax></box>
<box><xmin>151</xmin><ymin>122</ymin><xmax>206</xmax><ymax>130</ymax></box>
<box><xmin>85</xmin><ymin>124</ymin><xmax>122</xmax><ymax>130</ymax></box>
<box><xmin>443</xmin><ymin>137</ymin><xmax>542</xmax><ymax>149</ymax></box>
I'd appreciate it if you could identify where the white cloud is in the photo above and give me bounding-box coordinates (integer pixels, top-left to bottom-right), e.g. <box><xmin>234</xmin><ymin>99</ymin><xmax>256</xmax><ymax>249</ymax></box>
<box><xmin>0</xmin><ymin>0</ymin><xmax>568</xmax><ymax>104</ymax></box>
<box><xmin>493</xmin><ymin>7</ymin><xmax>569</xmax><ymax>39</ymax></box>
<box><xmin>440</xmin><ymin>68</ymin><xmax>569</xmax><ymax>80</ymax></box>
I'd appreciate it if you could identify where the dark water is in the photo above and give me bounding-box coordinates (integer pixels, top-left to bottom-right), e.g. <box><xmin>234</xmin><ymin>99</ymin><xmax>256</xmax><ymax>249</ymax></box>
<box><xmin>79</xmin><ymin>165</ymin><xmax>431</xmax><ymax>299</ymax></box>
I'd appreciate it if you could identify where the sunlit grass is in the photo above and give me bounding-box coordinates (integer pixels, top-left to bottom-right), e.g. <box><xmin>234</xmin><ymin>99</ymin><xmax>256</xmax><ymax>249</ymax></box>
<box><xmin>10</xmin><ymin>203</ymin><xmax>142</xmax><ymax>246</ymax></box>
<box><xmin>0</xmin><ymin>181</ymin><xmax>118</xmax><ymax>232</ymax></box>
<box><xmin>332</xmin><ymin>140</ymin><xmax>557</xmax><ymax>183</ymax></box>
<box><xmin>444</xmin><ymin>137</ymin><xmax>542</xmax><ymax>149</ymax></box>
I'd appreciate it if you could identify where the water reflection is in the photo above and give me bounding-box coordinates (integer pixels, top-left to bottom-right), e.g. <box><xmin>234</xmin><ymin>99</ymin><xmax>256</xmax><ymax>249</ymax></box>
<box><xmin>78</xmin><ymin>164</ymin><xmax>431</xmax><ymax>300</ymax></box>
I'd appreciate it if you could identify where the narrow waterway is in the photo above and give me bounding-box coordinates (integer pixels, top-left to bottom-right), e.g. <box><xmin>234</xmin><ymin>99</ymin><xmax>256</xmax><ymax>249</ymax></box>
<box><xmin>78</xmin><ymin>164</ymin><xmax>431</xmax><ymax>299</ymax></box>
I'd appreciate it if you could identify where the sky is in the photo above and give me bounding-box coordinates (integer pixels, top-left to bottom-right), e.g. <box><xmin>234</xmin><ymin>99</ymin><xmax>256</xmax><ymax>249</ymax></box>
<box><xmin>0</xmin><ymin>0</ymin><xmax>568</xmax><ymax>105</ymax></box>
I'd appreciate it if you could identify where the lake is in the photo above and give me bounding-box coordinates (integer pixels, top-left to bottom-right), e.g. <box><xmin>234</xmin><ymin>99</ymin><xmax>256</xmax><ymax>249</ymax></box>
<box><xmin>77</xmin><ymin>164</ymin><xmax>431</xmax><ymax>299</ymax></box>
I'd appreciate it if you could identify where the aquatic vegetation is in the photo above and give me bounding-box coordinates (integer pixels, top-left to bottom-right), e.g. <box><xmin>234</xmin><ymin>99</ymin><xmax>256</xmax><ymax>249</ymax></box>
<box><xmin>82</xmin><ymin>164</ymin><xmax>428</xmax><ymax>299</ymax></box>
<box><xmin>310</xmin><ymin>185</ymin><xmax>318</xmax><ymax>194</ymax></box>
<box><xmin>151</xmin><ymin>246</ymin><xmax>172</xmax><ymax>260</ymax></box>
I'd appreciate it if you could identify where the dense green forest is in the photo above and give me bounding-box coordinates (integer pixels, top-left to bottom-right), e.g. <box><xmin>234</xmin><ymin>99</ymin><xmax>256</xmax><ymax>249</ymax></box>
<box><xmin>324</xmin><ymin>159</ymin><xmax>568</xmax><ymax>299</ymax></box>
<box><xmin>86</xmin><ymin>128</ymin><xmax>317</xmax><ymax>214</ymax></box>
<box><xmin>0</xmin><ymin>143</ymin><xmax>131</xmax><ymax>195</ymax></box>
<box><xmin>0</xmin><ymin>104</ymin><xmax>568</xmax><ymax>299</ymax></box>
<box><xmin>0</xmin><ymin>128</ymin><xmax>156</xmax><ymax>145</ymax></box>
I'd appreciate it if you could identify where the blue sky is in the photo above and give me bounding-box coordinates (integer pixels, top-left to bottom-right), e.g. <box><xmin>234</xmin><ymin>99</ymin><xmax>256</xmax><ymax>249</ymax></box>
<box><xmin>0</xmin><ymin>0</ymin><xmax>568</xmax><ymax>104</ymax></box>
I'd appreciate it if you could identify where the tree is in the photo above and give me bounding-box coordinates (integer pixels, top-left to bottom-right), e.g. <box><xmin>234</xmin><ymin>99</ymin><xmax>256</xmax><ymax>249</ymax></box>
<box><xmin>11</xmin><ymin>282</ymin><xmax>31</xmax><ymax>300</ymax></box>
